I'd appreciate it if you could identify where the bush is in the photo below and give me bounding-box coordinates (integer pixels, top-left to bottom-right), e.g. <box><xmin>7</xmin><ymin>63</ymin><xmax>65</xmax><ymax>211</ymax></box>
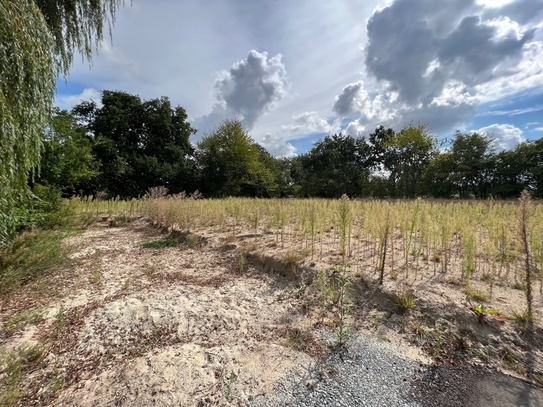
<box><xmin>10</xmin><ymin>184</ymin><xmax>73</xmax><ymax>234</ymax></box>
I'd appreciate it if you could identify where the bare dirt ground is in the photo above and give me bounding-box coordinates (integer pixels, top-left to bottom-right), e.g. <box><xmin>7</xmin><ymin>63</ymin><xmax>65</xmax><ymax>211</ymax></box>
<box><xmin>1</xmin><ymin>217</ymin><xmax>543</xmax><ymax>406</ymax></box>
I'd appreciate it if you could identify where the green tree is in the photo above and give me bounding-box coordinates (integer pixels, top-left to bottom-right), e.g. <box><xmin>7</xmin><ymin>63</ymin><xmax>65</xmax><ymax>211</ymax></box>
<box><xmin>36</xmin><ymin>108</ymin><xmax>99</xmax><ymax>195</ymax></box>
<box><xmin>450</xmin><ymin>131</ymin><xmax>495</xmax><ymax>198</ymax></box>
<box><xmin>419</xmin><ymin>152</ymin><xmax>457</xmax><ymax>198</ymax></box>
<box><xmin>383</xmin><ymin>123</ymin><xmax>436</xmax><ymax>198</ymax></box>
<box><xmin>296</xmin><ymin>133</ymin><xmax>372</xmax><ymax>198</ymax></box>
<box><xmin>490</xmin><ymin>138</ymin><xmax>543</xmax><ymax>198</ymax></box>
<box><xmin>196</xmin><ymin>120</ymin><xmax>277</xmax><ymax>197</ymax></box>
<box><xmin>74</xmin><ymin>91</ymin><xmax>196</xmax><ymax>198</ymax></box>
<box><xmin>1</xmin><ymin>0</ymin><xmax>124</xmax><ymax>242</ymax></box>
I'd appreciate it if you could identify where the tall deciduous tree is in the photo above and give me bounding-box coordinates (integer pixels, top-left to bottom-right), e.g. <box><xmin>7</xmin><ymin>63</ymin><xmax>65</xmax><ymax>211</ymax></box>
<box><xmin>297</xmin><ymin>133</ymin><xmax>372</xmax><ymax>198</ymax></box>
<box><xmin>450</xmin><ymin>131</ymin><xmax>495</xmax><ymax>198</ymax></box>
<box><xmin>0</xmin><ymin>0</ymin><xmax>124</xmax><ymax>242</ymax></box>
<box><xmin>36</xmin><ymin>108</ymin><xmax>99</xmax><ymax>194</ymax></box>
<box><xmin>73</xmin><ymin>91</ymin><xmax>196</xmax><ymax>198</ymax></box>
<box><xmin>383</xmin><ymin>123</ymin><xmax>436</xmax><ymax>198</ymax></box>
<box><xmin>197</xmin><ymin>120</ymin><xmax>277</xmax><ymax>197</ymax></box>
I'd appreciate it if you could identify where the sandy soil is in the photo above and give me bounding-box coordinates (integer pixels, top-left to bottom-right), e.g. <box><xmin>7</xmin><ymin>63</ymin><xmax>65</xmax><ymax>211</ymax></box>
<box><xmin>1</xmin><ymin>216</ymin><xmax>542</xmax><ymax>406</ymax></box>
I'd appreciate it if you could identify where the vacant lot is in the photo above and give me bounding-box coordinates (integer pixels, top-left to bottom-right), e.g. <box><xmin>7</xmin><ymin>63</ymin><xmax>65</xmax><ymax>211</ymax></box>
<box><xmin>1</xmin><ymin>197</ymin><xmax>543</xmax><ymax>405</ymax></box>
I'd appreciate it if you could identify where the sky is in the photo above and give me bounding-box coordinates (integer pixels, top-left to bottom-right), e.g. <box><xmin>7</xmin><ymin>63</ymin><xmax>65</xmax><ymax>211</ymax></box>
<box><xmin>55</xmin><ymin>0</ymin><xmax>543</xmax><ymax>156</ymax></box>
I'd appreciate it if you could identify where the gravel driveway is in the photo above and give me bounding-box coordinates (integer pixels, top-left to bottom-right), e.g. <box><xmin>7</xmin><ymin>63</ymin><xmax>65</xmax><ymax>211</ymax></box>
<box><xmin>249</xmin><ymin>331</ymin><xmax>543</xmax><ymax>407</ymax></box>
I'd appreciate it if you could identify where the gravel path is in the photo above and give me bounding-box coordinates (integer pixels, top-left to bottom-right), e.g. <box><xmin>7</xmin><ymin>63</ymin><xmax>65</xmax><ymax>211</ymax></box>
<box><xmin>248</xmin><ymin>330</ymin><xmax>543</xmax><ymax>407</ymax></box>
<box><xmin>248</xmin><ymin>332</ymin><xmax>422</xmax><ymax>407</ymax></box>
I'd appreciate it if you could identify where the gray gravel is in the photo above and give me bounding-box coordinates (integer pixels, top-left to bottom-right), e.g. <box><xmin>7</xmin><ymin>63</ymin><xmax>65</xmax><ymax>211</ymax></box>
<box><xmin>248</xmin><ymin>332</ymin><xmax>422</xmax><ymax>407</ymax></box>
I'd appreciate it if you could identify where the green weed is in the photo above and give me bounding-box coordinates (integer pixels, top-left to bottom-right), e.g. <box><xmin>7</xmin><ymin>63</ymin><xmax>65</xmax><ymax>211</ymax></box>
<box><xmin>465</xmin><ymin>286</ymin><xmax>490</xmax><ymax>302</ymax></box>
<box><xmin>142</xmin><ymin>237</ymin><xmax>180</xmax><ymax>249</ymax></box>
<box><xmin>0</xmin><ymin>229</ymin><xmax>73</xmax><ymax>297</ymax></box>
<box><xmin>0</xmin><ymin>344</ymin><xmax>44</xmax><ymax>406</ymax></box>
<box><xmin>2</xmin><ymin>309</ymin><xmax>43</xmax><ymax>335</ymax></box>
<box><xmin>394</xmin><ymin>289</ymin><xmax>415</xmax><ymax>313</ymax></box>
<box><xmin>224</xmin><ymin>370</ymin><xmax>237</xmax><ymax>402</ymax></box>
<box><xmin>509</xmin><ymin>308</ymin><xmax>534</xmax><ymax>324</ymax></box>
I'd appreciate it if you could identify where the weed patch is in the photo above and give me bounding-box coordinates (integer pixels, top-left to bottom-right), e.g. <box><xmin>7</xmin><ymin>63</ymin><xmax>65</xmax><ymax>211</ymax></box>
<box><xmin>394</xmin><ymin>289</ymin><xmax>415</xmax><ymax>313</ymax></box>
<box><xmin>0</xmin><ymin>344</ymin><xmax>44</xmax><ymax>406</ymax></box>
<box><xmin>142</xmin><ymin>236</ymin><xmax>181</xmax><ymax>249</ymax></box>
<box><xmin>0</xmin><ymin>229</ymin><xmax>73</xmax><ymax>297</ymax></box>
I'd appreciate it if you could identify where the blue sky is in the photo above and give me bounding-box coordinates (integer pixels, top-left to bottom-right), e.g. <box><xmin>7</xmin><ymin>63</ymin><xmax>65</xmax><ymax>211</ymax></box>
<box><xmin>56</xmin><ymin>0</ymin><xmax>543</xmax><ymax>156</ymax></box>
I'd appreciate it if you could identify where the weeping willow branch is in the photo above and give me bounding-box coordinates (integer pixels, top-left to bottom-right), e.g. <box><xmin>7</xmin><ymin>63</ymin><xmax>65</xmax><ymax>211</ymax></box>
<box><xmin>0</xmin><ymin>0</ymin><xmax>126</xmax><ymax>243</ymax></box>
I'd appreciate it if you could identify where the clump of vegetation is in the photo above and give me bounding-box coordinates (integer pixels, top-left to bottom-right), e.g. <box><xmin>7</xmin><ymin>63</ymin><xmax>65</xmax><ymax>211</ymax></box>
<box><xmin>509</xmin><ymin>308</ymin><xmax>533</xmax><ymax>324</ymax></box>
<box><xmin>0</xmin><ymin>229</ymin><xmax>73</xmax><ymax>297</ymax></box>
<box><xmin>142</xmin><ymin>236</ymin><xmax>182</xmax><ymax>249</ymax></box>
<box><xmin>283</xmin><ymin>250</ymin><xmax>306</xmax><ymax>277</ymax></box>
<box><xmin>285</xmin><ymin>327</ymin><xmax>312</xmax><ymax>350</ymax></box>
<box><xmin>394</xmin><ymin>289</ymin><xmax>415</xmax><ymax>313</ymax></box>
<box><xmin>224</xmin><ymin>370</ymin><xmax>238</xmax><ymax>402</ymax></box>
<box><xmin>465</xmin><ymin>286</ymin><xmax>490</xmax><ymax>302</ymax></box>
<box><xmin>0</xmin><ymin>344</ymin><xmax>44</xmax><ymax>406</ymax></box>
<box><xmin>2</xmin><ymin>309</ymin><xmax>43</xmax><ymax>336</ymax></box>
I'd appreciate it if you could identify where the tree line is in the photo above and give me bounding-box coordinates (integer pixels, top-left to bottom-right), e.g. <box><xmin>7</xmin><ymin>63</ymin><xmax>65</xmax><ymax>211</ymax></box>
<box><xmin>37</xmin><ymin>90</ymin><xmax>543</xmax><ymax>201</ymax></box>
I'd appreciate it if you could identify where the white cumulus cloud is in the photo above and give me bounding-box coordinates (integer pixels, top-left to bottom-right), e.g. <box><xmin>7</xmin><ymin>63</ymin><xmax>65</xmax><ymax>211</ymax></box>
<box><xmin>55</xmin><ymin>88</ymin><xmax>101</xmax><ymax>110</ymax></box>
<box><xmin>281</xmin><ymin>111</ymin><xmax>336</xmax><ymax>135</ymax></box>
<box><xmin>473</xmin><ymin>123</ymin><xmax>525</xmax><ymax>150</ymax></box>
<box><xmin>192</xmin><ymin>50</ymin><xmax>289</xmax><ymax>140</ymax></box>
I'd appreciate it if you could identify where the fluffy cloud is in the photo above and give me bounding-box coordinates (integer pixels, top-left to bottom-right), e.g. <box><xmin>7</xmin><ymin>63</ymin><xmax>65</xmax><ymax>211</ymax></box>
<box><xmin>260</xmin><ymin>133</ymin><xmax>297</xmax><ymax>157</ymax></box>
<box><xmin>192</xmin><ymin>50</ymin><xmax>289</xmax><ymax>140</ymax></box>
<box><xmin>481</xmin><ymin>0</ymin><xmax>543</xmax><ymax>24</ymax></box>
<box><xmin>365</xmin><ymin>0</ymin><xmax>535</xmax><ymax>105</ymax></box>
<box><xmin>281</xmin><ymin>111</ymin><xmax>335</xmax><ymax>134</ymax></box>
<box><xmin>344</xmin><ymin>0</ymin><xmax>543</xmax><ymax>135</ymax></box>
<box><xmin>214</xmin><ymin>50</ymin><xmax>289</xmax><ymax>129</ymax></box>
<box><xmin>473</xmin><ymin>123</ymin><xmax>525</xmax><ymax>150</ymax></box>
<box><xmin>55</xmin><ymin>88</ymin><xmax>101</xmax><ymax>110</ymax></box>
<box><xmin>260</xmin><ymin>111</ymin><xmax>338</xmax><ymax>157</ymax></box>
<box><xmin>332</xmin><ymin>81</ymin><xmax>366</xmax><ymax>117</ymax></box>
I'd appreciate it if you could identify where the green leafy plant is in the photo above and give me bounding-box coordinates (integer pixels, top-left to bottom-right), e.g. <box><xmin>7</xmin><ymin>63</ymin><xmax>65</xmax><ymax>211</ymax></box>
<box><xmin>467</xmin><ymin>297</ymin><xmax>500</xmax><ymax>323</ymax></box>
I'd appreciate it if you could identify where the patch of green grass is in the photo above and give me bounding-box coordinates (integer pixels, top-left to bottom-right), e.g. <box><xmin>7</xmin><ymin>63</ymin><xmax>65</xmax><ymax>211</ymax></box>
<box><xmin>394</xmin><ymin>289</ymin><xmax>415</xmax><ymax>313</ymax></box>
<box><xmin>0</xmin><ymin>229</ymin><xmax>73</xmax><ymax>297</ymax></box>
<box><xmin>91</xmin><ymin>263</ymin><xmax>101</xmax><ymax>283</ymax></box>
<box><xmin>0</xmin><ymin>344</ymin><xmax>44</xmax><ymax>406</ymax></box>
<box><xmin>465</xmin><ymin>286</ymin><xmax>491</xmax><ymax>302</ymax></box>
<box><xmin>56</xmin><ymin>307</ymin><xmax>65</xmax><ymax>332</ymax></box>
<box><xmin>285</xmin><ymin>327</ymin><xmax>312</xmax><ymax>350</ymax></box>
<box><xmin>2</xmin><ymin>309</ymin><xmax>43</xmax><ymax>335</ymax></box>
<box><xmin>142</xmin><ymin>236</ymin><xmax>181</xmax><ymax>249</ymax></box>
<box><xmin>224</xmin><ymin>370</ymin><xmax>237</xmax><ymax>402</ymax></box>
<box><xmin>509</xmin><ymin>309</ymin><xmax>534</xmax><ymax>324</ymax></box>
<box><xmin>186</xmin><ymin>234</ymin><xmax>199</xmax><ymax>247</ymax></box>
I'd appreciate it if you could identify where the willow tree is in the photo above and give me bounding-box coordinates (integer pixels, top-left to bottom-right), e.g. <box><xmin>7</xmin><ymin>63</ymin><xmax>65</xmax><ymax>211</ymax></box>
<box><xmin>0</xmin><ymin>0</ymin><xmax>124</xmax><ymax>242</ymax></box>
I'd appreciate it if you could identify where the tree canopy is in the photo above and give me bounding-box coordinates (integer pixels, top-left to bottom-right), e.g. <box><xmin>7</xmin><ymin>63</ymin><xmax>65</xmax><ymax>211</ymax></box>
<box><xmin>73</xmin><ymin>90</ymin><xmax>197</xmax><ymax>198</ymax></box>
<box><xmin>0</xmin><ymin>0</ymin><xmax>124</xmax><ymax>242</ymax></box>
<box><xmin>36</xmin><ymin>108</ymin><xmax>99</xmax><ymax>194</ymax></box>
<box><xmin>196</xmin><ymin>120</ymin><xmax>278</xmax><ymax>197</ymax></box>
